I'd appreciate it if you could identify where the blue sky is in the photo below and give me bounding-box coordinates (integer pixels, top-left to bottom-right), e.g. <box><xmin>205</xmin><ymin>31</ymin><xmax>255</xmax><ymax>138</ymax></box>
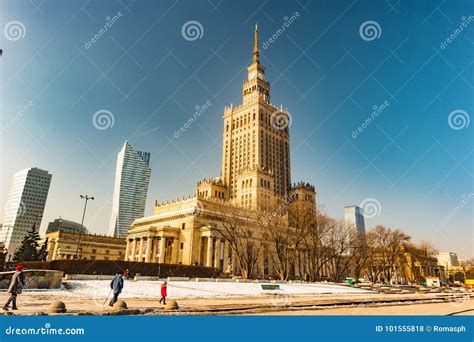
<box><xmin>1</xmin><ymin>0</ymin><xmax>473</xmax><ymax>258</ymax></box>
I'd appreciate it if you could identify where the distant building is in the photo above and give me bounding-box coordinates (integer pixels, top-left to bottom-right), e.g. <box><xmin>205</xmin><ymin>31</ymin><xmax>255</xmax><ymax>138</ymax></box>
<box><xmin>398</xmin><ymin>245</ymin><xmax>446</xmax><ymax>285</ymax></box>
<box><xmin>108</xmin><ymin>141</ymin><xmax>151</xmax><ymax>238</ymax></box>
<box><xmin>436</xmin><ymin>252</ymin><xmax>460</xmax><ymax>268</ymax></box>
<box><xmin>45</xmin><ymin>230</ymin><xmax>126</xmax><ymax>261</ymax></box>
<box><xmin>0</xmin><ymin>167</ymin><xmax>52</xmax><ymax>258</ymax></box>
<box><xmin>344</xmin><ymin>205</ymin><xmax>366</xmax><ymax>235</ymax></box>
<box><xmin>46</xmin><ymin>218</ymin><xmax>88</xmax><ymax>235</ymax></box>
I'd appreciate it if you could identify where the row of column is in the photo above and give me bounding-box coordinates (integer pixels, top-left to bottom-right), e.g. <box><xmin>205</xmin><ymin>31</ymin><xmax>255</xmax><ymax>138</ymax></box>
<box><xmin>203</xmin><ymin>237</ymin><xmax>231</xmax><ymax>271</ymax></box>
<box><xmin>125</xmin><ymin>236</ymin><xmax>178</xmax><ymax>263</ymax></box>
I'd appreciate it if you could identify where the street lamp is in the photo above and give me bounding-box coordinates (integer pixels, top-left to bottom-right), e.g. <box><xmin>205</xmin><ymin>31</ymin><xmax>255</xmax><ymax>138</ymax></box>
<box><xmin>74</xmin><ymin>194</ymin><xmax>94</xmax><ymax>259</ymax></box>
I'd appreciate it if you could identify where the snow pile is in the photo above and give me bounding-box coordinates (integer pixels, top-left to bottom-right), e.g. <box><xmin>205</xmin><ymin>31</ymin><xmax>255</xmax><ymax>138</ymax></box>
<box><xmin>59</xmin><ymin>280</ymin><xmax>369</xmax><ymax>299</ymax></box>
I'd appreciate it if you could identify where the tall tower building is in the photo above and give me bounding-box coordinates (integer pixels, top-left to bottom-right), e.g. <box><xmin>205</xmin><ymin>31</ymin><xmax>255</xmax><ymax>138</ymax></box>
<box><xmin>0</xmin><ymin>167</ymin><xmax>52</xmax><ymax>258</ymax></box>
<box><xmin>109</xmin><ymin>141</ymin><xmax>151</xmax><ymax>238</ymax></box>
<box><xmin>221</xmin><ymin>24</ymin><xmax>291</xmax><ymax>209</ymax></box>
<box><xmin>344</xmin><ymin>205</ymin><xmax>366</xmax><ymax>235</ymax></box>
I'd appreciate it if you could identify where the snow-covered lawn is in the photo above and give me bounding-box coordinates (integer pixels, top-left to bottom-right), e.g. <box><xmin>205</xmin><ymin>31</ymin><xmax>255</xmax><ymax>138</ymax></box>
<box><xmin>49</xmin><ymin>280</ymin><xmax>370</xmax><ymax>299</ymax></box>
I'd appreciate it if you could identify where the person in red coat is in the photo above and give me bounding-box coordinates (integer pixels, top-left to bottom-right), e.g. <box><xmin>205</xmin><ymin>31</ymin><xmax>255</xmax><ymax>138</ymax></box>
<box><xmin>3</xmin><ymin>265</ymin><xmax>25</xmax><ymax>311</ymax></box>
<box><xmin>159</xmin><ymin>281</ymin><xmax>167</xmax><ymax>305</ymax></box>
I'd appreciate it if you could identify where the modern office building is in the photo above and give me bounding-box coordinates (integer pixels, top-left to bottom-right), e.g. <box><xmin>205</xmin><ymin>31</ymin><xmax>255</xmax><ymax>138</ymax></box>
<box><xmin>436</xmin><ymin>252</ymin><xmax>460</xmax><ymax>268</ymax></box>
<box><xmin>46</xmin><ymin>217</ymin><xmax>88</xmax><ymax>234</ymax></box>
<box><xmin>344</xmin><ymin>205</ymin><xmax>366</xmax><ymax>235</ymax></box>
<box><xmin>0</xmin><ymin>167</ymin><xmax>52</xmax><ymax>258</ymax></box>
<box><xmin>108</xmin><ymin>141</ymin><xmax>151</xmax><ymax>238</ymax></box>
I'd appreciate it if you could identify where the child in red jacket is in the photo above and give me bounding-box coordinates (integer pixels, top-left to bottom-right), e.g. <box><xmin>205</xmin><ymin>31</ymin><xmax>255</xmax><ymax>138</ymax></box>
<box><xmin>159</xmin><ymin>281</ymin><xmax>167</xmax><ymax>305</ymax></box>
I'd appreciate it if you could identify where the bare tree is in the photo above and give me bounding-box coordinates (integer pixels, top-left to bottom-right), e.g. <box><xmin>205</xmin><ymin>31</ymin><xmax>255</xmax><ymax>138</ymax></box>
<box><xmin>303</xmin><ymin>211</ymin><xmax>339</xmax><ymax>281</ymax></box>
<box><xmin>367</xmin><ymin>225</ymin><xmax>411</xmax><ymax>284</ymax></box>
<box><xmin>215</xmin><ymin>205</ymin><xmax>266</xmax><ymax>279</ymax></box>
<box><xmin>263</xmin><ymin>199</ymin><xmax>311</xmax><ymax>280</ymax></box>
<box><xmin>327</xmin><ymin>221</ymin><xmax>353</xmax><ymax>282</ymax></box>
<box><xmin>418</xmin><ymin>240</ymin><xmax>438</xmax><ymax>257</ymax></box>
<box><xmin>365</xmin><ymin>234</ymin><xmax>384</xmax><ymax>283</ymax></box>
<box><xmin>349</xmin><ymin>231</ymin><xmax>369</xmax><ymax>283</ymax></box>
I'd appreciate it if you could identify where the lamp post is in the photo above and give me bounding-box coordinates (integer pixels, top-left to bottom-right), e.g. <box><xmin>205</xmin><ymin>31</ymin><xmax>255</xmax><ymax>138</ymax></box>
<box><xmin>2</xmin><ymin>224</ymin><xmax>13</xmax><ymax>262</ymax></box>
<box><xmin>74</xmin><ymin>194</ymin><xmax>94</xmax><ymax>259</ymax></box>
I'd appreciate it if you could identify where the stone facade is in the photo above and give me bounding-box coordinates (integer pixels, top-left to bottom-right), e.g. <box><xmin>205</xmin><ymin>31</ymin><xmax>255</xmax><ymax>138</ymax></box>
<box><xmin>45</xmin><ymin>230</ymin><xmax>126</xmax><ymax>261</ymax></box>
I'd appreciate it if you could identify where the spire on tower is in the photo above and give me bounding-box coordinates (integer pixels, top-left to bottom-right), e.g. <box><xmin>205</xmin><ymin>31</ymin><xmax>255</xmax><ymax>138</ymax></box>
<box><xmin>253</xmin><ymin>23</ymin><xmax>260</xmax><ymax>64</ymax></box>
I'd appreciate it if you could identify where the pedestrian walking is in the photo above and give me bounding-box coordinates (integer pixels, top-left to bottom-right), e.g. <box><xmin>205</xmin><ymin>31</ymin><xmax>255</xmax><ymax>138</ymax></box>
<box><xmin>109</xmin><ymin>271</ymin><xmax>124</xmax><ymax>306</ymax></box>
<box><xmin>159</xmin><ymin>281</ymin><xmax>167</xmax><ymax>305</ymax></box>
<box><xmin>3</xmin><ymin>265</ymin><xmax>26</xmax><ymax>311</ymax></box>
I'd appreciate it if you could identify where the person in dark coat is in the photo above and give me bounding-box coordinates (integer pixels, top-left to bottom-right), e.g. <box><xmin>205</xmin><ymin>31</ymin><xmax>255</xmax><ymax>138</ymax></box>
<box><xmin>3</xmin><ymin>265</ymin><xmax>26</xmax><ymax>311</ymax></box>
<box><xmin>159</xmin><ymin>281</ymin><xmax>167</xmax><ymax>305</ymax></box>
<box><xmin>109</xmin><ymin>271</ymin><xmax>124</xmax><ymax>306</ymax></box>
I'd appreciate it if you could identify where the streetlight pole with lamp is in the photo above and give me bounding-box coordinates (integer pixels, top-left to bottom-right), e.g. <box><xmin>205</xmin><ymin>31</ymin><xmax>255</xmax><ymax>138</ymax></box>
<box><xmin>74</xmin><ymin>194</ymin><xmax>94</xmax><ymax>259</ymax></box>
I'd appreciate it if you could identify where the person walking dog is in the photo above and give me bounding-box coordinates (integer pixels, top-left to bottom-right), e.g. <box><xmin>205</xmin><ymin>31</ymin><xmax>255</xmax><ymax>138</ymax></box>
<box><xmin>3</xmin><ymin>265</ymin><xmax>26</xmax><ymax>311</ymax></box>
<box><xmin>159</xmin><ymin>281</ymin><xmax>167</xmax><ymax>305</ymax></box>
<box><xmin>109</xmin><ymin>270</ymin><xmax>124</xmax><ymax>306</ymax></box>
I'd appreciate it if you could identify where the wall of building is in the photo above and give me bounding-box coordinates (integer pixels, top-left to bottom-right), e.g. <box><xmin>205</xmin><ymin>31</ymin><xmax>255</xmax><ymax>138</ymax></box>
<box><xmin>45</xmin><ymin>230</ymin><xmax>126</xmax><ymax>261</ymax></box>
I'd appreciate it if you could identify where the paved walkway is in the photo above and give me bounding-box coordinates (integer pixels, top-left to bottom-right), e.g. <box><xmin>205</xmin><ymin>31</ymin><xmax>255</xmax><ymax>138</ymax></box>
<box><xmin>0</xmin><ymin>291</ymin><xmax>472</xmax><ymax>316</ymax></box>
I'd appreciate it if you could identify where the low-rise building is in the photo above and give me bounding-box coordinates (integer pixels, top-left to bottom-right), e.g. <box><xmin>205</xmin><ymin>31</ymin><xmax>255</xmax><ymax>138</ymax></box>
<box><xmin>46</xmin><ymin>218</ymin><xmax>88</xmax><ymax>234</ymax></box>
<box><xmin>398</xmin><ymin>247</ymin><xmax>446</xmax><ymax>285</ymax></box>
<box><xmin>44</xmin><ymin>230</ymin><xmax>126</xmax><ymax>261</ymax></box>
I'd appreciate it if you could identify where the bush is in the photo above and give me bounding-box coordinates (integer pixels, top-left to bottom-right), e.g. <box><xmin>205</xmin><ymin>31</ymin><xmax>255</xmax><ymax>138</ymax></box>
<box><xmin>19</xmin><ymin>260</ymin><xmax>220</xmax><ymax>277</ymax></box>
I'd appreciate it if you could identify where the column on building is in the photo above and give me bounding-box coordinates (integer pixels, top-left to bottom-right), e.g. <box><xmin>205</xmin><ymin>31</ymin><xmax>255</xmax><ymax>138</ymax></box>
<box><xmin>213</xmin><ymin>238</ymin><xmax>221</xmax><ymax>268</ymax></box>
<box><xmin>171</xmin><ymin>238</ymin><xmax>180</xmax><ymax>264</ymax></box>
<box><xmin>138</xmin><ymin>237</ymin><xmax>144</xmax><ymax>262</ymax></box>
<box><xmin>52</xmin><ymin>239</ymin><xmax>59</xmax><ymax>261</ymax></box>
<box><xmin>145</xmin><ymin>237</ymin><xmax>153</xmax><ymax>262</ymax></box>
<box><xmin>130</xmin><ymin>239</ymin><xmax>136</xmax><ymax>261</ymax></box>
<box><xmin>198</xmin><ymin>237</ymin><xmax>204</xmax><ymax>266</ymax></box>
<box><xmin>152</xmin><ymin>237</ymin><xmax>159</xmax><ymax>262</ymax></box>
<box><xmin>125</xmin><ymin>239</ymin><xmax>131</xmax><ymax>261</ymax></box>
<box><xmin>159</xmin><ymin>237</ymin><xmax>166</xmax><ymax>263</ymax></box>
<box><xmin>206</xmin><ymin>237</ymin><xmax>213</xmax><ymax>267</ymax></box>
<box><xmin>222</xmin><ymin>240</ymin><xmax>229</xmax><ymax>272</ymax></box>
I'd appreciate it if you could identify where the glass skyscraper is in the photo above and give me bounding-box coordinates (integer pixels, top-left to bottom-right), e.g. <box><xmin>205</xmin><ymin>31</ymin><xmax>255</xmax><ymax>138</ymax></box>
<box><xmin>344</xmin><ymin>205</ymin><xmax>366</xmax><ymax>235</ymax></box>
<box><xmin>0</xmin><ymin>167</ymin><xmax>52</xmax><ymax>258</ymax></box>
<box><xmin>109</xmin><ymin>141</ymin><xmax>151</xmax><ymax>238</ymax></box>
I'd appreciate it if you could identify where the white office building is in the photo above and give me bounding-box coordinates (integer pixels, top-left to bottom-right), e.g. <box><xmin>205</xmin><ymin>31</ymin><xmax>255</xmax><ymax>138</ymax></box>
<box><xmin>109</xmin><ymin>141</ymin><xmax>151</xmax><ymax>238</ymax></box>
<box><xmin>0</xmin><ymin>167</ymin><xmax>52</xmax><ymax>258</ymax></box>
<box><xmin>436</xmin><ymin>252</ymin><xmax>459</xmax><ymax>268</ymax></box>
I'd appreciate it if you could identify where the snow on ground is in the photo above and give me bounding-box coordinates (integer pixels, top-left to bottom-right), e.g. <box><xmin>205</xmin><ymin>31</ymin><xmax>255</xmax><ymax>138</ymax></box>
<box><xmin>30</xmin><ymin>280</ymin><xmax>370</xmax><ymax>299</ymax></box>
